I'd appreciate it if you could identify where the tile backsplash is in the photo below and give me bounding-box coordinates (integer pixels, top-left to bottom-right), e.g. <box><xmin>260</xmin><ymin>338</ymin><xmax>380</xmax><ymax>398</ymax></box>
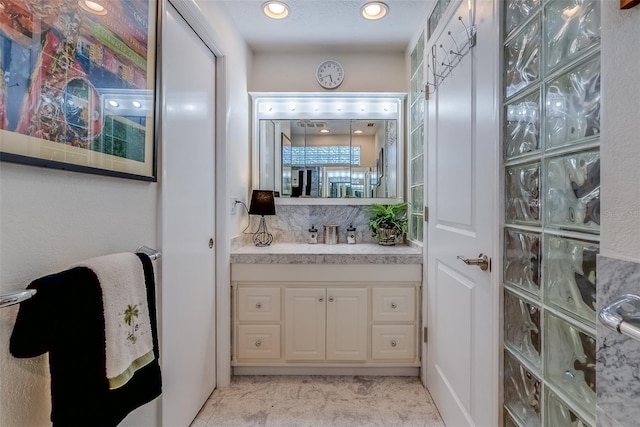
<box><xmin>264</xmin><ymin>204</ymin><xmax>377</xmax><ymax>244</ymax></box>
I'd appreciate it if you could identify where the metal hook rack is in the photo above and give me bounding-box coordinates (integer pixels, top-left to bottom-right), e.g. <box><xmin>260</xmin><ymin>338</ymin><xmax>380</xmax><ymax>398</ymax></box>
<box><xmin>425</xmin><ymin>15</ymin><xmax>477</xmax><ymax>100</ymax></box>
<box><xmin>0</xmin><ymin>246</ymin><xmax>161</xmax><ymax>309</ymax></box>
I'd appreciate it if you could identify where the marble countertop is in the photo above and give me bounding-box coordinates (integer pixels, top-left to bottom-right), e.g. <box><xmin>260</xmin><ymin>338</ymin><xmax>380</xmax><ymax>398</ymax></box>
<box><xmin>230</xmin><ymin>243</ymin><xmax>423</xmax><ymax>264</ymax></box>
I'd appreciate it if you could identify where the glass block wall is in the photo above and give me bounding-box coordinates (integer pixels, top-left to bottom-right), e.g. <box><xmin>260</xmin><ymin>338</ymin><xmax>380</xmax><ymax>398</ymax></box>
<box><xmin>502</xmin><ymin>1</ymin><xmax>600</xmax><ymax>426</ymax></box>
<box><xmin>408</xmin><ymin>32</ymin><xmax>425</xmax><ymax>242</ymax></box>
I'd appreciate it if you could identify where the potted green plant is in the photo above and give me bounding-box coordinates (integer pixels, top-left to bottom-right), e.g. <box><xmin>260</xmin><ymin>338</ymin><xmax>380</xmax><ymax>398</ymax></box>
<box><xmin>367</xmin><ymin>202</ymin><xmax>408</xmax><ymax>246</ymax></box>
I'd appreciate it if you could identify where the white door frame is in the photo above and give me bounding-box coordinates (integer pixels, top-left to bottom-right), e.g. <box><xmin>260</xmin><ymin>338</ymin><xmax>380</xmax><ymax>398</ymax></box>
<box><xmin>167</xmin><ymin>0</ymin><xmax>232</xmax><ymax>389</ymax></box>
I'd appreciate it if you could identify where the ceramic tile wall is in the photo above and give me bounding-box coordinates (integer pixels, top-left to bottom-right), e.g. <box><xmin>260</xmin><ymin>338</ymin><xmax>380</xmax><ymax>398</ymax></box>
<box><xmin>596</xmin><ymin>255</ymin><xmax>640</xmax><ymax>427</ymax></box>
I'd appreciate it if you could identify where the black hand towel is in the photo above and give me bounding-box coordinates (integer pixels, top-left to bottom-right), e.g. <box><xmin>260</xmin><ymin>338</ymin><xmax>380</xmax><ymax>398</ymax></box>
<box><xmin>10</xmin><ymin>253</ymin><xmax>161</xmax><ymax>427</ymax></box>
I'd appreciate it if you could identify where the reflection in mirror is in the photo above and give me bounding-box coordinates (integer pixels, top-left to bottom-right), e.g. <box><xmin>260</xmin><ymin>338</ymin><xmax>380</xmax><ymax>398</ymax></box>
<box><xmin>260</xmin><ymin>119</ymin><xmax>397</xmax><ymax>198</ymax></box>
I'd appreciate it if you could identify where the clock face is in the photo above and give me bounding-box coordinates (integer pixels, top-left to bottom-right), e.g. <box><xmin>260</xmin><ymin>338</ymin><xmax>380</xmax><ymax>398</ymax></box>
<box><xmin>316</xmin><ymin>60</ymin><xmax>344</xmax><ymax>89</ymax></box>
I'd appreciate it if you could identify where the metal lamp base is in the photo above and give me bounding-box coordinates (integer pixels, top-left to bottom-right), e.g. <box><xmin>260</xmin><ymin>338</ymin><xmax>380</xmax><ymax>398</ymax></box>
<box><xmin>253</xmin><ymin>216</ymin><xmax>273</xmax><ymax>247</ymax></box>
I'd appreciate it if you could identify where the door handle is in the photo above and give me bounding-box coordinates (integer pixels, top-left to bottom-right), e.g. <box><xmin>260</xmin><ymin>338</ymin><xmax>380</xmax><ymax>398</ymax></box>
<box><xmin>457</xmin><ymin>254</ymin><xmax>491</xmax><ymax>271</ymax></box>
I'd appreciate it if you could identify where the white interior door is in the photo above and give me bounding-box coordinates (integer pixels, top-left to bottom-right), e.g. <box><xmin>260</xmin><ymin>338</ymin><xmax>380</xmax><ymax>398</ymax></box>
<box><xmin>162</xmin><ymin>4</ymin><xmax>216</xmax><ymax>426</ymax></box>
<box><xmin>425</xmin><ymin>1</ymin><xmax>499</xmax><ymax>426</ymax></box>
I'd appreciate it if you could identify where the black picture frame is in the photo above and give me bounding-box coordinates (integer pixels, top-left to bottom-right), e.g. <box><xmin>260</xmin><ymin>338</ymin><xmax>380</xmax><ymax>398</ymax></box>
<box><xmin>0</xmin><ymin>0</ymin><xmax>159</xmax><ymax>181</ymax></box>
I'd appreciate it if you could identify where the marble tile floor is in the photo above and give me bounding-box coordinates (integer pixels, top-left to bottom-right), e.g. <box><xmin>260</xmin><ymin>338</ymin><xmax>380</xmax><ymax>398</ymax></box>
<box><xmin>191</xmin><ymin>375</ymin><xmax>445</xmax><ymax>427</ymax></box>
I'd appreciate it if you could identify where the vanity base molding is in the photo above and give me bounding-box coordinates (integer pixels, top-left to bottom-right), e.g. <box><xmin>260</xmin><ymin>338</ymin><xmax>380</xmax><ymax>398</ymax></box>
<box><xmin>234</xmin><ymin>367</ymin><xmax>419</xmax><ymax>376</ymax></box>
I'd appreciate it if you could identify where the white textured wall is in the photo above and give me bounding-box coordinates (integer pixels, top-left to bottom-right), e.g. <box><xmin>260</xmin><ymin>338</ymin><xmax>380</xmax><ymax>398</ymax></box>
<box><xmin>0</xmin><ymin>0</ymin><xmax>252</xmax><ymax>424</ymax></box>
<box><xmin>195</xmin><ymin>0</ymin><xmax>253</xmax><ymax>235</ymax></box>
<box><xmin>601</xmin><ymin>3</ymin><xmax>640</xmax><ymax>262</ymax></box>
<box><xmin>250</xmin><ymin>52</ymin><xmax>407</xmax><ymax>92</ymax></box>
<box><xmin>0</xmin><ymin>163</ymin><xmax>158</xmax><ymax>426</ymax></box>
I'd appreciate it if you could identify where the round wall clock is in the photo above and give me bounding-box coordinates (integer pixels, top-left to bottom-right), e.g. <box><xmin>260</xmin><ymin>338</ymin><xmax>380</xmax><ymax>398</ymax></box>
<box><xmin>316</xmin><ymin>60</ymin><xmax>344</xmax><ymax>89</ymax></box>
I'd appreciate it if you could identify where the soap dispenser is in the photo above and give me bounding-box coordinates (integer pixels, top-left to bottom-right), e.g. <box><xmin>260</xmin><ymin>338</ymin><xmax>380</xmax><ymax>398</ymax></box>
<box><xmin>308</xmin><ymin>225</ymin><xmax>318</xmax><ymax>244</ymax></box>
<box><xmin>346</xmin><ymin>224</ymin><xmax>356</xmax><ymax>244</ymax></box>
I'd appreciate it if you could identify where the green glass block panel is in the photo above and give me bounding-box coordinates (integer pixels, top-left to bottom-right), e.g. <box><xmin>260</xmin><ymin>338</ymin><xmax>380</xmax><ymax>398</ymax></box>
<box><xmin>505</xmin><ymin>0</ymin><xmax>541</xmax><ymax>38</ymax></box>
<box><xmin>409</xmin><ymin>213</ymin><xmax>424</xmax><ymax>242</ymax></box>
<box><xmin>411</xmin><ymin>98</ymin><xmax>425</xmax><ymax>131</ymax></box>
<box><xmin>545</xmin><ymin>388</ymin><xmax>592</xmax><ymax>427</ymax></box>
<box><xmin>544</xmin><ymin>312</ymin><xmax>596</xmax><ymax>417</ymax></box>
<box><xmin>428</xmin><ymin>0</ymin><xmax>453</xmax><ymax>39</ymax></box>
<box><xmin>411</xmin><ymin>185</ymin><xmax>423</xmax><ymax>214</ymax></box>
<box><xmin>545</xmin><ymin>56</ymin><xmax>600</xmax><ymax>149</ymax></box>
<box><xmin>504</xmin><ymin>350</ymin><xmax>542</xmax><ymax>427</ymax></box>
<box><xmin>504</xmin><ymin>289</ymin><xmax>541</xmax><ymax>369</ymax></box>
<box><xmin>411</xmin><ymin>125</ymin><xmax>424</xmax><ymax>157</ymax></box>
<box><xmin>411</xmin><ymin>155</ymin><xmax>424</xmax><ymax>185</ymax></box>
<box><xmin>505</xmin><ymin>18</ymin><xmax>541</xmax><ymax>99</ymax></box>
<box><xmin>545</xmin><ymin>150</ymin><xmax>599</xmax><ymax>233</ymax></box>
<box><xmin>505</xmin><ymin>162</ymin><xmax>540</xmax><ymax>225</ymax></box>
<box><xmin>545</xmin><ymin>234</ymin><xmax>598</xmax><ymax>325</ymax></box>
<box><xmin>505</xmin><ymin>90</ymin><xmax>540</xmax><ymax>159</ymax></box>
<box><xmin>411</xmin><ymin>64</ymin><xmax>424</xmax><ymax>104</ymax></box>
<box><xmin>545</xmin><ymin>0</ymin><xmax>601</xmax><ymax>71</ymax></box>
<box><xmin>504</xmin><ymin>228</ymin><xmax>541</xmax><ymax>296</ymax></box>
<box><xmin>411</xmin><ymin>32</ymin><xmax>424</xmax><ymax>72</ymax></box>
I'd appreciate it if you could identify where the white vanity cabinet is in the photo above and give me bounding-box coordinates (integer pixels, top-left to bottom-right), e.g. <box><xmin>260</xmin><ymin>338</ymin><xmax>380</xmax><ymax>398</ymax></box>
<box><xmin>285</xmin><ymin>287</ymin><xmax>368</xmax><ymax>362</ymax></box>
<box><xmin>231</xmin><ymin>263</ymin><xmax>421</xmax><ymax>374</ymax></box>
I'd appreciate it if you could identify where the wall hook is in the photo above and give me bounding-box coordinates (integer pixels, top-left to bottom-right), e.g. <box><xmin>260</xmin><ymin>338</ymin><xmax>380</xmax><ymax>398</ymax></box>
<box><xmin>448</xmin><ymin>30</ymin><xmax>461</xmax><ymax>56</ymax></box>
<box><xmin>458</xmin><ymin>16</ymin><xmax>476</xmax><ymax>47</ymax></box>
<box><xmin>439</xmin><ymin>44</ymin><xmax>453</xmax><ymax>67</ymax></box>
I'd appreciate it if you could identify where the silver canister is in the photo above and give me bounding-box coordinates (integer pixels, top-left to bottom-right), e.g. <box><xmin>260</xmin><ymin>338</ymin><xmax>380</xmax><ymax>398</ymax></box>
<box><xmin>323</xmin><ymin>224</ymin><xmax>339</xmax><ymax>244</ymax></box>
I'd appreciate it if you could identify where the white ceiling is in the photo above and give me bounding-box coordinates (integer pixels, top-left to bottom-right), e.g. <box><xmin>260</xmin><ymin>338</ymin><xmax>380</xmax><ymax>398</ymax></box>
<box><xmin>215</xmin><ymin>0</ymin><xmax>433</xmax><ymax>53</ymax></box>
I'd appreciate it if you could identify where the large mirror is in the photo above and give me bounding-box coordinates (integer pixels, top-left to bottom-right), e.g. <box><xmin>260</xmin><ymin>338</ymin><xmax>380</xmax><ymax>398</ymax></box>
<box><xmin>252</xmin><ymin>93</ymin><xmax>405</xmax><ymax>201</ymax></box>
<box><xmin>260</xmin><ymin>119</ymin><xmax>397</xmax><ymax>198</ymax></box>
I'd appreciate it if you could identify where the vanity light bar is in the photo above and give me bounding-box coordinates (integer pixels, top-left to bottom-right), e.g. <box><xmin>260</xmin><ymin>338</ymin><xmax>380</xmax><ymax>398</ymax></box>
<box><xmin>258</xmin><ymin>101</ymin><xmax>398</xmax><ymax>114</ymax></box>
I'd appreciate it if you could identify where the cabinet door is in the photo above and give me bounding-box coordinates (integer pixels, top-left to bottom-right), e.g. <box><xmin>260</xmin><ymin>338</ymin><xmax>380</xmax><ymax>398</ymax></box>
<box><xmin>285</xmin><ymin>288</ymin><xmax>326</xmax><ymax>361</ymax></box>
<box><xmin>326</xmin><ymin>288</ymin><xmax>368</xmax><ymax>361</ymax></box>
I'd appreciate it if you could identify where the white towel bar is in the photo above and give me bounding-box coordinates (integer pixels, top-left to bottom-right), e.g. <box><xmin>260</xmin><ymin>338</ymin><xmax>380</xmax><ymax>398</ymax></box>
<box><xmin>599</xmin><ymin>294</ymin><xmax>640</xmax><ymax>343</ymax></box>
<box><xmin>0</xmin><ymin>246</ymin><xmax>161</xmax><ymax>308</ymax></box>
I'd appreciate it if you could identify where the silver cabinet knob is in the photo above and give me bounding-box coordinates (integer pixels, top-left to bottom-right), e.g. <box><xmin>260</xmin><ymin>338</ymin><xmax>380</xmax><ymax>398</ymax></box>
<box><xmin>319</xmin><ymin>297</ymin><xmax>324</xmax><ymax>302</ymax></box>
<box><xmin>256</xmin><ymin>302</ymin><xmax>262</xmax><ymax>309</ymax></box>
<box><xmin>329</xmin><ymin>297</ymin><xmax>334</xmax><ymax>302</ymax></box>
<box><xmin>391</xmin><ymin>302</ymin><xmax>397</xmax><ymax>309</ymax></box>
<box><xmin>391</xmin><ymin>340</ymin><xmax>397</xmax><ymax>347</ymax></box>
<box><xmin>255</xmin><ymin>340</ymin><xmax>262</xmax><ymax>347</ymax></box>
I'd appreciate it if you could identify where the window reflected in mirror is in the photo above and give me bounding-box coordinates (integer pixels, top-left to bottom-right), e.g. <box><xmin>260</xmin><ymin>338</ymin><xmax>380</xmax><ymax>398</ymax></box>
<box><xmin>259</xmin><ymin>119</ymin><xmax>397</xmax><ymax>198</ymax></box>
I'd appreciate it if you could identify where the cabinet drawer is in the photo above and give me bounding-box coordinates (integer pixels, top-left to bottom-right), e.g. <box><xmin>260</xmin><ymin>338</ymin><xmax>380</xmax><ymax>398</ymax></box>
<box><xmin>238</xmin><ymin>287</ymin><xmax>281</xmax><ymax>321</ymax></box>
<box><xmin>372</xmin><ymin>288</ymin><xmax>415</xmax><ymax>322</ymax></box>
<box><xmin>237</xmin><ymin>325</ymin><xmax>281</xmax><ymax>359</ymax></box>
<box><xmin>371</xmin><ymin>325</ymin><xmax>415</xmax><ymax>360</ymax></box>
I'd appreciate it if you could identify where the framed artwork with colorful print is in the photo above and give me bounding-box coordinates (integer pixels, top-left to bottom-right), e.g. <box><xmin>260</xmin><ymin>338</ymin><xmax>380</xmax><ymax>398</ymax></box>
<box><xmin>0</xmin><ymin>0</ymin><xmax>158</xmax><ymax>181</ymax></box>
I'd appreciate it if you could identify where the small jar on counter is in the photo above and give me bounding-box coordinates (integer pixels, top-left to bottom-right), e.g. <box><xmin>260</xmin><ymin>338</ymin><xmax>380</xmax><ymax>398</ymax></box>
<box><xmin>308</xmin><ymin>225</ymin><xmax>318</xmax><ymax>244</ymax></box>
<box><xmin>346</xmin><ymin>224</ymin><xmax>356</xmax><ymax>244</ymax></box>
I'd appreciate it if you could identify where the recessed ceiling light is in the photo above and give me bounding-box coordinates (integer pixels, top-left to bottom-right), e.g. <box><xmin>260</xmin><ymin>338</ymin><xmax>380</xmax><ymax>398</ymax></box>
<box><xmin>132</xmin><ymin>101</ymin><xmax>142</xmax><ymax>108</ymax></box>
<box><xmin>263</xmin><ymin>1</ymin><xmax>289</xmax><ymax>19</ymax></box>
<box><xmin>108</xmin><ymin>100</ymin><xmax>119</xmax><ymax>107</ymax></box>
<box><xmin>361</xmin><ymin>1</ymin><xmax>388</xmax><ymax>20</ymax></box>
<box><xmin>353</xmin><ymin>130</ymin><xmax>364</xmax><ymax>134</ymax></box>
<box><xmin>320</xmin><ymin>129</ymin><xmax>330</xmax><ymax>133</ymax></box>
<box><xmin>79</xmin><ymin>0</ymin><xmax>107</xmax><ymax>15</ymax></box>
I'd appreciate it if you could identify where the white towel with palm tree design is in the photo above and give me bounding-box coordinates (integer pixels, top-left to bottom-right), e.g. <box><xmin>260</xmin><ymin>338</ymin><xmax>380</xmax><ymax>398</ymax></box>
<box><xmin>74</xmin><ymin>252</ymin><xmax>154</xmax><ymax>390</ymax></box>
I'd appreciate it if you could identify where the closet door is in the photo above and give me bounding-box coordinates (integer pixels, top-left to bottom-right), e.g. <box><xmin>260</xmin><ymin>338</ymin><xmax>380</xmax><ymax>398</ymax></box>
<box><xmin>161</xmin><ymin>4</ymin><xmax>217</xmax><ymax>426</ymax></box>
